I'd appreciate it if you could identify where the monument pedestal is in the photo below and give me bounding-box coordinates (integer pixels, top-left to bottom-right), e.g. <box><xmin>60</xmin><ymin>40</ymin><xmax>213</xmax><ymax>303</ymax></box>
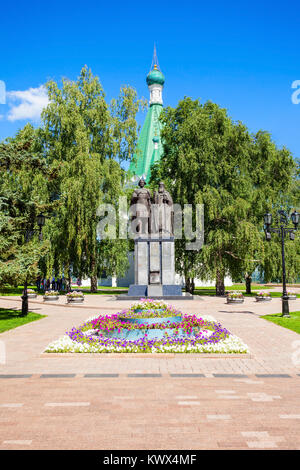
<box><xmin>118</xmin><ymin>237</ymin><xmax>193</xmax><ymax>300</ymax></box>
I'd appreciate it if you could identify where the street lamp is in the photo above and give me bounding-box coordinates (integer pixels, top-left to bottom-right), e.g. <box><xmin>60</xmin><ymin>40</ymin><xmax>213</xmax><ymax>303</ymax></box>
<box><xmin>291</xmin><ymin>211</ymin><xmax>299</xmax><ymax>229</ymax></box>
<box><xmin>264</xmin><ymin>212</ymin><xmax>272</xmax><ymax>227</ymax></box>
<box><xmin>36</xmin><ymin>213</ymin><xmax>46</xmax><ymax>241</ymax></box>
<box><xmin>264</xmin><ymin>210</ymin><xmax>299</xmax><ymax>317</ymax></box>
<box><xmin>21</xmin><ymin>213</ymin><xmax>46</xmax><ymax>316</ymax></box>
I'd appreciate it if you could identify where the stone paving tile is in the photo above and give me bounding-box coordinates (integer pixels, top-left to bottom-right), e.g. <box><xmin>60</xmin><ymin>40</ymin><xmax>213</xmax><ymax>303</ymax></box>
<box><xmin>40</xmin><ymin>374</ymin><xmax>76</xmax><ymax>378</ymax></box>
<box><xmin>83</xmin><ymin>373</ymin><xmax>119</xmax><ymax>377</ymax></box>
<box><xmin>0</xmin><ymin>374</ymin><xmax>32</xmax><ymax>378</ymax></box>
<box><xmin>170</xmin><ymin>373</ymin><xmax>206</xmax><ymax>377</ymax></box>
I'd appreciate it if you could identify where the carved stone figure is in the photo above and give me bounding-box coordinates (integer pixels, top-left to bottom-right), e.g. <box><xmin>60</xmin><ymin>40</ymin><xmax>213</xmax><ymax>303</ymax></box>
<box><xmin>130</xmin><ymin>178</ymin><xmax>151</xmax><ymax>236</ymax></box>
<box><xmin>151</xmin><ymin>181</ymin><xmax>173</xmax><ymax>236</ymax></box>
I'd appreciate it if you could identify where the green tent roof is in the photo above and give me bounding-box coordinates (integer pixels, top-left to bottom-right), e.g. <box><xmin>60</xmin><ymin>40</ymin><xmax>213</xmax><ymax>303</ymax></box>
<box><xmin>129</xmin><ymin>103</ymin><xmax>163</xmax><ymax>182</ymax></box>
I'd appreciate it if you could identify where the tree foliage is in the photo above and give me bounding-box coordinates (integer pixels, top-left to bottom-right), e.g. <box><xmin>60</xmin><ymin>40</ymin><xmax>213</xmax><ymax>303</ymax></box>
<box><xmin>39</xmin><ymin>66</ymin><xmax>145</xmax><ymax>290</ymax></box>
<box><xmin>150</xmin><ymin>98</ymin><xmax>297</xmax><ymax>294</ymax></box>
<box><xmin>0</xmin><ymin>126</ymin><xmax>52</xmax><ymax>286</ymax></box>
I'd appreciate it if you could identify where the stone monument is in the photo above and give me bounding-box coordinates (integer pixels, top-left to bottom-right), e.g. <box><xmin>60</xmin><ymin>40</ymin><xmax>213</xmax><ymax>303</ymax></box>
<box><xmin>121</xmin><ymin>179</ymin><xmax>190</xmax><ymax>299</ymax></box>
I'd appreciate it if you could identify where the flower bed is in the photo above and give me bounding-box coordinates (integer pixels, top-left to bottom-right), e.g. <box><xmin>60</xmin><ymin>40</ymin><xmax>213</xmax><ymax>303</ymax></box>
<box><xmin>286</xmin><ymin>291</ymin><xmax>297</xmax><ymax>300</ymax></box>
<box><xmin>43</xmin><ymin>291</ymin><xmax>59</xmax><ymax>301</ymax></box>
<box><xmin>118</xmin><ymin>303</ymin><xmax>182</xmax><ymax>320</ymax></box>
<box><xmin>44</xmin><ymin>301</ymin><xmax>249</xmax><ymax>354</ymax></box>
<box><xmin>226</xmin><ymin>292</ymin><xmax>244</xmax><ymax>304</ymax></box>
<box><xmin>130</xmin><ymin>299</ymin><xmax>169</xmax><ymax>311</ymax></box>
<box><xmin>66</xmin><ymin>291</ymin><xmax>84</xmax><ymax>303</ymax></box>
<box><xmin>27</xmin><ymin>289</ymin><xmax>37</xmax><ymax>299</ymax></box>
<box><xmin>255</xmin><ymin>291</ymin><xmax>272</xmax><ymax>302</ymax></box>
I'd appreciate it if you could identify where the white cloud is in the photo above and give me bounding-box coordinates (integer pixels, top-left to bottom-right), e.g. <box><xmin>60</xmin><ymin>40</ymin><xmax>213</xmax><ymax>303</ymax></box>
<box><xmin>6</xmin><ymin>85</ymin><xmax>49</xmax><ymax>122</ymax></box>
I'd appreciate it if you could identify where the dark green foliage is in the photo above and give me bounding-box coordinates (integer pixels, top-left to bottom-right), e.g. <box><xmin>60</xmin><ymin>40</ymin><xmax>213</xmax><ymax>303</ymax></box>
<box><xmin>150</xmin><ymin>98</ymin><xmax>298</xmax><ymax>294</ymax></box>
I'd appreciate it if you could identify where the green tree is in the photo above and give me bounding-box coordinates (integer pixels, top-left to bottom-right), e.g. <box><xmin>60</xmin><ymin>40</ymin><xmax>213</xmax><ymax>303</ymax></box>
<box><xmin>0</xmin><ymin>127</ymin><xmax>52</xmax><ymax>287</ymax></box>
<box><xmin>41</xmin><ymin>66</ymin><xmax>145</xmax><ymax>291</ymax></box>
<box><xmin>151</xmin><ymin>98</ymin><xmax>296</xmax><ymax>295</ymax></box>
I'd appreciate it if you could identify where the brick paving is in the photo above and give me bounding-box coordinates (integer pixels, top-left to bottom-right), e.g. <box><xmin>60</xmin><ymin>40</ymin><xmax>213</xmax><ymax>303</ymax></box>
<box><xmin>0</xmin><ymin>375</ymin><xmax>299</xmax><ymax>450</ymax></box>
<box><xmin>0</xmin><ymin>294</ymin><xmax>299</xmax><ymax>450</ymax></box>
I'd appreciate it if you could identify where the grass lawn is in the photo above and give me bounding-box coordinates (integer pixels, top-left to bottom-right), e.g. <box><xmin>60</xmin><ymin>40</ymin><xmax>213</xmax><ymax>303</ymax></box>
<box><xmin>79</xmin><ymin>286</ymin><xmax>128</xmax><ymax>295</ymax></box>
<box><xmin>0</xmin><ymin>285</ymin><xmax>129</xmax><ymax>296</ymax></box>
<box><xmin>193</xmin><ymin>285</ymin><xmax>300</xmax><ymax>298</ymax></box>
<box><xmin>0</xmin><ymin>308</ymin><xmax>46</xmax><ymax>333</ymax></box>
<box><xmin>0</xmin><ymin>285</ymin><xmax>38</xmax><ymax>296</ymax></box>
<box><xmin>261</xmin><ymin>311</ymin><xmax>300</xmax><ymax>335</ymax></box>
<box><xmin>0</xmin><ymin>283</ymin><xmax>299</xmax><ymax>298</ymax></box>
<box><xmin>193</xmin><ymin>284</ymin><xmax>269</xmax><ymax>295</ymax></box>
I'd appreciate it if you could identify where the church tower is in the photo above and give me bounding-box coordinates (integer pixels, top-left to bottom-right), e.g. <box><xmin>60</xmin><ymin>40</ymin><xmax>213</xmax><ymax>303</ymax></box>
<box><xmin>129</xmin><ymin>46</ymin><xmax>165</xmax><ymax>182</ymax></box>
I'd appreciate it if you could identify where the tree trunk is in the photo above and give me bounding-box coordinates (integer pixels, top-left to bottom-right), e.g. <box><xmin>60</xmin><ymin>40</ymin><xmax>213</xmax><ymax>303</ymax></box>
<box><xmin>245</xmin><ymin>274</ymin><xmax>252</xmax><ymax>295</ymax></box>
<box><xmin>90</xmin><ymin>256</ymin><xmax>98</xmax><ymax>293</ymax></box>
<box><xmin>91</xmin><ymin>275</ymin><xmax>98</xmax><ymax>293</ymax></box>
<box><xmin>21</xmin><ymin>276</ymin><xmax>28</xmax><ymax>316</ymax></box>
<box><xmin>185</xmin><ymin>277</ymin><xmax>195</xmax><ymax>295</ymax></box>
<box><xmin>67</xmin><ymin>267</ymin><xmax>72</xmax><ymax>292</ymax></box>
<box><xmin>215</xmin><ymin>269</ymin><xmax>225</xmax><ymax>296</ymax></box>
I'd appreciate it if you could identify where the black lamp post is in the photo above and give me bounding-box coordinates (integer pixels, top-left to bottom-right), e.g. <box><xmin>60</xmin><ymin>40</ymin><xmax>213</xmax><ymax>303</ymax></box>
<box><xmin>36</xmin><ymin>213</ymin><xmax>46</xmax><ymax>239</ymax></box>
<box><xmin>21</xmin><ymin>213</ymin><xmax>46</xmax><ymax>316</ymax></box>
<box><xmin>264</xmin><ymin>210</ymin><xmax>299</xmax><ymax>317</ymax></box>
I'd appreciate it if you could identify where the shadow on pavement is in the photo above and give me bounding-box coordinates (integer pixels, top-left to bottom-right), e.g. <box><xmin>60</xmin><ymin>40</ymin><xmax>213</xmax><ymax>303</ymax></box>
<box><xmin>218</xmin><ymin>310</ymin><xmax>255</xmax><ymax>315</ymax></box>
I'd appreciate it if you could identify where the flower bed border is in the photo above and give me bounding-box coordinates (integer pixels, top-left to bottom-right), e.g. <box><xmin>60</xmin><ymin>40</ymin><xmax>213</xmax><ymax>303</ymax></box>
<box><xmin>41</xmin><ymin>352</ymin><xmax>252</xmax><ymax>358</ymax></box>
<box><xmin>255</xmin><ymin>296</ymin><xmax>272</xmax><ymax>302</ymax></box>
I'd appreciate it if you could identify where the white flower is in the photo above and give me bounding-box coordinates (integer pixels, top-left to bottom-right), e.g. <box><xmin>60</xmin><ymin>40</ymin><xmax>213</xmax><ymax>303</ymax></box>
<box><xmin>44</xmin><ymin>333</ymin><xmax>249</xmax><ymax>354</ymax></box>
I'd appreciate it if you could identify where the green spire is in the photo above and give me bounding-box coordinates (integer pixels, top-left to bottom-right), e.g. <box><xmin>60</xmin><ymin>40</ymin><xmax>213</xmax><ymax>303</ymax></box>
<box><xmin>129</xmin><ymin>47</ymin><xmax>164</xmax><ymax>182</ymax></box>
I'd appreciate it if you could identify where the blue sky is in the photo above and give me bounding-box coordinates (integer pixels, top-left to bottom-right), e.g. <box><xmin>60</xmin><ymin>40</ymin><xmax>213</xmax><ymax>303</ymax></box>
<box><xmin>0</xmin><ymin>0</ymin><xmax>299</xmax><ymax>160</ymax></box>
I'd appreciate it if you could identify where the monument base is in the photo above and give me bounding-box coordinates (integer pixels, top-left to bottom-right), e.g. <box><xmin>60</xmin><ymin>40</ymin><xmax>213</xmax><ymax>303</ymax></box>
<box><xmin>116</xmin><ymin>284</ymin><xmax>193</xmax><ymax>300</ymax></box>
<box><xmin>128</xmin><ymin>284</ymin><xmax>183</xmax><ymax>297</ymax></box>
<box><xmin>147</xmin><ymin>284</ymin><xmax>163</xmax><ymax>297</ymax></box>
<box><xmin>116</xmin><ymin>294</ymin><xmax>193</xmax><ymax>300</ymax></box>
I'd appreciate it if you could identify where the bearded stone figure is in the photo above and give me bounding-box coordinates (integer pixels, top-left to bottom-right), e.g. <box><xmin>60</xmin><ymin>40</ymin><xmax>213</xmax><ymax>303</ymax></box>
<box><xmin>151</xmin><ymin>181</ymin><xmax>174</xmax><ymax>237</ymax></box>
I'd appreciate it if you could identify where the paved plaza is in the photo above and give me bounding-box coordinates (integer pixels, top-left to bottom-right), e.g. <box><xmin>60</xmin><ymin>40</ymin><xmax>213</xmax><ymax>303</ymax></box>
<box><xmin>0</xmin><ymin>293</ymin><xmax>299</xmax><ymax>450</ymax></box>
